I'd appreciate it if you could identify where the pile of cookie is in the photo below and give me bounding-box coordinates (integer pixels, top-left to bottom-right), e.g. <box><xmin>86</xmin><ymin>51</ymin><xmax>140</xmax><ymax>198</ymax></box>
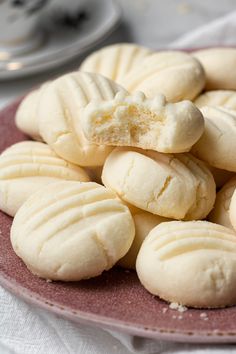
<box><xmin>1</xmin><ymin>44</ymin><xmax>236</xmax><ymax>309</ymax></box>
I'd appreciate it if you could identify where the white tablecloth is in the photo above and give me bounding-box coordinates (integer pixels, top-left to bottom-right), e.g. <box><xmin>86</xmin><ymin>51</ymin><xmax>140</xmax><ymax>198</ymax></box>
<box><xmin>1</xmin><ymin>2</ymin><xmax>236</xmax><ymax>353</ymax></box>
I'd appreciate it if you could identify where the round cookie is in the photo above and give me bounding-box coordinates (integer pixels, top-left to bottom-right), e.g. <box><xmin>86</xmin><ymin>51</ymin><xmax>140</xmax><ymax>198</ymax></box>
<box><xmin>0</xmin><ymin>141</ymin><xmax>90</xmax><ymax>216</ymax></box>
<box><xmin>79</xmin><ymin>43</ymin><xmax>152</xmax><ymax>83</ymax></box>
<box><xmin>120</xmin><ymin>51</ymin><xmax>205</xmax><ymax>102</ymax></box>
<box><xmin>118</xmin><ymin>207</ymin><xmax>169</xmax><ymax>269</ymax></box>
<box><xmin>195</xmin><ymin>90</ymin><xmax>236</xmax><ymax>110</ymax></box>
<box><xmin>191</xmin><ymin>106</ymin><xmax>236</xmax><ymax>172</ymax></box>
<box><xmin>11</xmin><ymin>181</ymin><xmax>135</xmax><ymax>281</ymax></box>
<box><xmin>82</xmin><ymin>91</ymin><xmax>204</xmax><ymax>153</ymax></box>
<box><xmin>193</xmin><ymin>48</ymin><xmax>236</xmax><ymax>90</ymax></box>
<box><xmin>136</xmin><ymin>220</ymin><xmax>236</xmax><ymax>308</ymax></box>
<box><xmin>38</xmin><ymin>72</ymin><xmax>128</xmax><ymax>166</ymax></box>
<box><xmin>208</xmin><ymin>177</ymin><xmax>236</xmax><ymax>229</ymax></box>
<box><xmin>102</xmin><ymin>147</ymin><xmax>216</xmax><ymax>220</ymax></box>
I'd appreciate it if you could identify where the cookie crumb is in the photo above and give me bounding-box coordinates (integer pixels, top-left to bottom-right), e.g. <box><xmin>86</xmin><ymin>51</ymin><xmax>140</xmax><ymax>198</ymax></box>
<box><xmin>200</xmin><ymin>312</ymin><xmax>207</xmax><ymax>318</ymax></box>
<box><xmin>169</xmin><ymin>302</ymin><xmax>187</xmax><ymax>312</ymax></box>
<box><xmin>200</xmin><ymin>312</ymin><xmax>209</xmax><ymax>320</ymax></box>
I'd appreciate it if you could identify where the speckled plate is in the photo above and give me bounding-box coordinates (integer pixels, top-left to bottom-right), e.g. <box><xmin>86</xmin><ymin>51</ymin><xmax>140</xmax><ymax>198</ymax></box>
<box><xmin>1</xmin><ymin>99</ymin><xmax>236</xmax><ymax>344</ymax></box>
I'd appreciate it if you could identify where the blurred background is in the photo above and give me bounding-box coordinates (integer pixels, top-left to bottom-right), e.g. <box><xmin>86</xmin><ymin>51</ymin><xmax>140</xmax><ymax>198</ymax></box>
<box><xmin>0</xmin><ymin>0</ymin><xmax>236</xmax><ymax>108</ymax></box>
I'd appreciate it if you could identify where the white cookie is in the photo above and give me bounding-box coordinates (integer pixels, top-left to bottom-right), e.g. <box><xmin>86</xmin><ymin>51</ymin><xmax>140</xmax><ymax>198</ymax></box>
<box><xmin>194</xmin><ymin>48</ymin><xmax>236</xmax><ymax>90</ymax></box>
<box><xmin>120</xmin><ymin>51</ymin><xmax>205</xmax><ymax>102</ymax></box>
<box><xmin>79</xmin><ymin>43</ymin><xmax>152</xmax><ymax>83</ymax></box>
<box><xmin>82</xmin><ymin>91</ymin><xmax>204</xmax><ymax>153</ymax></box>
<box><xmin>195</xmin><ymin>90</ymin><xmax>236</xmax><ymax>110</ymax></box>
<box><xmin>11</xmin><ymin>181</ymin><xmax>135</xmax><ymax>281</ymax></box>
<box><xmin>208</xmin><ymin>177</ymin><xmax>236</xmax><ymax>229</ymax></box>
<box><xmin>191</xmin><ymin>106</ymin><xmax>236</xmax><ymax>172</ymax></box>
<box><xmin>38</xmin><ymin>72</ymin><xmax>128</xmax><ymax>166</ymax></box>
<box><xmin>118</xmin><ymin>207</ymin><xmax>169</xmax><ymax>269</ymax></box>
<box><xmin>136</xmin><ymin>220</ymin><xmax>236</xmax><ymax>308</ymax></box>
<box><xmin>15</xmin><ymin>90</ymin><xmax>42</xmax><ymax>141</ymax></box>
<box><xmin>0</xmin><ymin>141</ymin><xmax>90</xmax><ymax>216</ymax></box>
<box><xmin>102</xmin><ymin>148</ymin><xmax>216</xmax><ymax>220</ymax></box>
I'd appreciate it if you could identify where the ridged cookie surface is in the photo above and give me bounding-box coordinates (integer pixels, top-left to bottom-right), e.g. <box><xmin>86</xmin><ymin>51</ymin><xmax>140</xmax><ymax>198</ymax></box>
<box><xmin>11</xmin><ymin>181</ymin><xmax>135</xmax><ymax>281</ymax></box>
<box><xmin>102</xmin><ymin>148</ymin><xmax>216</xmax><ymax>220</ymax></box>
<box><xmin>136</xmin><ymin>220</ymin><xmax>236</xmax><ymax>308</ymax></box>
<box><xmin>192</xmin><ymin>106</ymin><xmax>236</xmax><ymax>172</ymax></box>
<box><xmin>194</xmin><ymin>48</ymin><xmax>236</xmax><ymax>90</ymax></box>
<box><xmin>120</xmin><ymin>51</ymin><xmax>205</xmax><ymax>102</ymax></box>
<box><xmin>195</xmin><ymin>90</ymin><xmax>236</xmax><ymax>110</ymax></box>
<box><xmin>79</xmin><ymin>43</ymin><xmax>152</xmax><ymax>83</ymax></box>
<box><xmin>0</xmin><ymin>141</ymin><xmax>89</xmax><ymax>216</ymax></box>
<box><xmin>82</xmin><ymin>91</ymin><xmax>204</xmax><ymax>153</ymax></box>
<box><xmin>38</xmin><ymin>72</ymin><xmax>128</xmax><ymax>166</ymax></box>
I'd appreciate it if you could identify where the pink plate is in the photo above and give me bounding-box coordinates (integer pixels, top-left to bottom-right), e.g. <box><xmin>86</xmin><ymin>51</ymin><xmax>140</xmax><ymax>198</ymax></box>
<box><xmin>1</xmin><ymin>99</ymin><xmax>236</xmax><ymax>344</ymax></box>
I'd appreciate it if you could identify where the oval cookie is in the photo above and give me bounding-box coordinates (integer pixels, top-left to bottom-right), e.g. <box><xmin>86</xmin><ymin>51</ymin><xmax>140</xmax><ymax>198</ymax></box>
<box><xmin>79</xmin><ymin>43</ymin><xmax>152</xmax><ymax>83</ymax></box>
<box><xmin>38</xmin><ymin>72</ymin><xmax>127</xmax><ymax>166</ymax></box>
<box><xmin>195</xmin><ymin>90</ymin><xmax>236</xmax><ymax>110</ymax></box>
<box><xmin>192</xmin><ymin>106</ymin><xmax>236</xmax><ymax>172</ymax></box>
<box><xmin>194</xmin><ymin>48</ymin><xmax>236</xmax><ymax>90</ymax></box>
<box><xmin>136</xmin><ymin>220</ymin><xmax>236</xmax><ymax>308</ymax></box>
<box><xmin>11</xmin><ymin>181</ymin><xmax>135</xmax><ymax>281</ymax></box>
<box><xmin>82</xmin><ymin>91</ymin><xmax>204</xmax><ymax>153</ymax></box>
<box><xmin>0</xmin><ymin>141</ymin><xmax>89</xmax><ymax>216</ymax></box>
<box><xmin>120</xmin><ymin>51</ymin><xmax>205</xmax><ymax>102</ymax></box>
<box><xmin>102</xmin><ymin>147</ymin><xmax>216</xmax><ymax>220</ymax></box>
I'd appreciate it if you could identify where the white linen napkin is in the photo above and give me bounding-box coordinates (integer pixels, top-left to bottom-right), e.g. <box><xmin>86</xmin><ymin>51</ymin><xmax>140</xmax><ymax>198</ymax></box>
<box><xmin>169</xmin><ymin>10</ymin><xmax>236</xmax><ymax>49</ymax></box>
<box><xmin>1</xmin><ymin>9</ymin><xmax>236</xmax><ymax>354</ymax></box>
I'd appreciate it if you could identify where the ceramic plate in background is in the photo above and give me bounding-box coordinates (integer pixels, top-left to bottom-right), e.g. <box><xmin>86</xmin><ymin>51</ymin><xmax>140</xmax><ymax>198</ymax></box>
<box><xmin>0</xmin><ymin>0</ymin><xmax>121</xmax><ymax>80</ymax></box>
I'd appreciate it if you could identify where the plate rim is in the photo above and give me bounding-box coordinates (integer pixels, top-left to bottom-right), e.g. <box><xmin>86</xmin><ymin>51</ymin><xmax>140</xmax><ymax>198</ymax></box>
<box><xmin>1</xmin><ymin>268</ymin><xmax>236</xmax><ymax>344</ymax></box>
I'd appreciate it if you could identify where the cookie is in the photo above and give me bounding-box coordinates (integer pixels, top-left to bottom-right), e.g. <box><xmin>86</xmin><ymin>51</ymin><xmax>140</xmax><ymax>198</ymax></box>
<box><xmin>79</xmin><ymin>43</ymin><xmax>152</xmax><ymax>83</ymax></box>
<box><xmin>136</xmin><ymin>220</ymin><xmax>236</xmax><ymax>308</ymax></box>
<box><xmin>11</xmin><ymin>181</ymin><xmax>135</xmax><ymax>281</ymax></box>
<box><xmin>0</xmin><ymin>141</ymin><xmax>89</xmax><ymax>216</ymax></box>
<box><xmin>194</xmin><ymin>48</ymin><xmax>236</xmax><ymax>90</ymax></box>
<box><xmin>82</xmin><ymin>91</ymin><xmax>204</xmax><ymax>153</ymax></box>
<box><xmin>195</xmin><ymin>90</ymin><xmax>236</xmax><ymax>110</ymax></box>
<box><xmin>38</xmin><ymin>72</ymin><xmax>128</xmax><ymax>166</ymax></box>
<box><xmin>120</xmin><ymin>51</ymin><xmax>205</xmax><ymax>102</ymax></box>
<box><xmin>192</xmin><ymin>106</ymin><xmax>236</xmax><ymax>172</ymax></box>
<box><xmin>102</xmin><ymin>148</ymin><xmax>216</xmax><ymax>220</ymax></box>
